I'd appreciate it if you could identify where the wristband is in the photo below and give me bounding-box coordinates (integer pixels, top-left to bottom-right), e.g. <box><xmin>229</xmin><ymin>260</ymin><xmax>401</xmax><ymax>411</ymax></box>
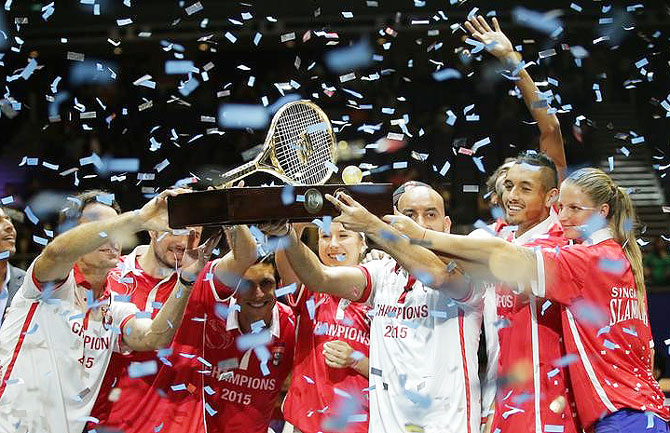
<box><xmin>179</xmin><ymin>274</ymin><xmax>196</xmax><ymax>286</ymax></box>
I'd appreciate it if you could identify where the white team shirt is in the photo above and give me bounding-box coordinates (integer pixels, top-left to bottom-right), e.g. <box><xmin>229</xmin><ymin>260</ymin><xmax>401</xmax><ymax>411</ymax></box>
<box><xmin>361</xmin><ymin>258</ymin><xmax>483</xmax><ymax>433</ymax></box>
<box><xmin>467</xmin><ymin>224</ymin><xmax>502</xmax><ymax>422</ymax></box>
<box><xmin>0</xmin><ymin>258</ymin><xmax>139</xmax><ymax>433</ymax></box>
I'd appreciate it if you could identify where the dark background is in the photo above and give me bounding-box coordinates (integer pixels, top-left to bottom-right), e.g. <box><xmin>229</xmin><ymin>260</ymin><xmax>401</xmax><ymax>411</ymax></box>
<box><xmin>1</xmin><ymin>0</ymin><xmax>670</xmax><ymax>366</ymax></box>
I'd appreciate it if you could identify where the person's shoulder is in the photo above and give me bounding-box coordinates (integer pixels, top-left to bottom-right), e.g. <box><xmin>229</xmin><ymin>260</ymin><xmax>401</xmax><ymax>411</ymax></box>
<box><xmin>277</xmin><ymin>301</ymin><xmax>296</xmax><ymax>322</ymax></box>
<box><xmin>276</xmin><ymin>302</ymin><xmax>296</xmax><ymax>343</ymax></box>
<box><xmin>9</xmin><ymin>264</ymin><xmax>26</xmax><ymax>277</ymax></box>
<box><xmin>361</xmin><ymin>256</ymin><xmax>395</xmax><ymax>272</ymax></box>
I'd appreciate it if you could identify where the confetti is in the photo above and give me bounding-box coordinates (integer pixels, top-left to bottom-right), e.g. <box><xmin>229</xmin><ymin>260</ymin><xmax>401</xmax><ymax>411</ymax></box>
<box><xmin>218</xmin><ymin>104</ymin><xmax>269</xmax><ymax>129</ymax></box>
<box><xmin>128</xmin><ymin>361</ymin><xmax>158</xmax><ymax>378</ymax></box>
<box><xmin>553</xmin><ymin>354</ymin><xmax>578</xmax><ymax>367</ymax></box>
<box><xmin>236</xmin><ymin>329</ymin><xmax>271</xmax><ymax>350</ymax></box>
<box><xmin>432</xmin><ymin>68</ymin><xmax>462</xmax><ymax>81</ymax></box>
<box><xmin>275</xmin><ymin>283</ymin><xmax>297</xmax><ymax>298</ymax></box>
<box><xmin>165</xmin><ymin>60</ymin><xmax>195</xmax><ymax>74</ymax></box>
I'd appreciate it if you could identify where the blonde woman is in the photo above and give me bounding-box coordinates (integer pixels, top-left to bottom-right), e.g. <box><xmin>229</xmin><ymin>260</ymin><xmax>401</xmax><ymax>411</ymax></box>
<box><xmin>380</xmin><ymin>168</ymin><xmax>669</xmax><ymax>433</ymax></box>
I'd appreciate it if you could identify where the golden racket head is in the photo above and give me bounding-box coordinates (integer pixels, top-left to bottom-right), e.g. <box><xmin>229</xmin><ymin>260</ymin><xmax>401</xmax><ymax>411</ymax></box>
<box><xmin>260</xmin><ymin>100</ymin><xmax>337</xmax><ymax>185</ymax></box>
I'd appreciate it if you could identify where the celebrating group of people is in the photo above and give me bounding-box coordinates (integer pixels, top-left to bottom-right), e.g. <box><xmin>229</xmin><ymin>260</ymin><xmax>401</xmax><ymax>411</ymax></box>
<box><xmin>0</xmin><ymin>15</ymin><xmax>667</xmax><ymax>433</ymax></box>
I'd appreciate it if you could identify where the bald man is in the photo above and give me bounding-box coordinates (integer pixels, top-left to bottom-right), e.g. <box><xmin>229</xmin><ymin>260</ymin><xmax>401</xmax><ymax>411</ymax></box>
<box><xmin>274</xmin><ymin>181</ymin><xmax>484</xmax><ymax>433</ymax></box>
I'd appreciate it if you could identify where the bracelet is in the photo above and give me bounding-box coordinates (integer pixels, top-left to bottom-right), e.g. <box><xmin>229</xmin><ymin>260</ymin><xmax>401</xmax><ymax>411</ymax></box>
<box><xmin>179</xmin><ymin>274</ymin><xmax>196</xmax><ymax>286</ymax></box>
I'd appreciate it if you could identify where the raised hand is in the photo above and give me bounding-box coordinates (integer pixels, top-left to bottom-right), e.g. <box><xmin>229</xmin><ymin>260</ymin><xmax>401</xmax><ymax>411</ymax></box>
<box><xmin>137</xmin><ymin>188</ymin><xmax>190</xmax><ymax>232</ymax></box>
<box><xmin>382</xmin><ymin>209</ymin><xmax>426</xmax><ymax>240</ymax></box>
<box><xmin>361</xmin><ymin>248</ymin><xmax>391</xmax><ymax>264</ymax></box>
<box><xmin>181</xmin><ymin>229</ymin><xmax>223</xmax><ymax>282</ymax></box>
<box><xmin>464</xmin><ymin>16</ymin><xmax>516</xmax><ymax>61</ymax></box>
<box><xmin>325</xmin><ymin>192</ymin><xmax>377</xmax><ymax>234</ymax></box>
<box><xmin>258</xmin><ymin>220</ymin><xmax>291</xmax><ymax>237</ymax></box>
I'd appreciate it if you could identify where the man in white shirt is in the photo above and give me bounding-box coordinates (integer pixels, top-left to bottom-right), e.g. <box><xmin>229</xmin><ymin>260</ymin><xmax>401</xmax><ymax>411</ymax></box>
<box><xmin>0</xmin><ymin>207</ymin><xmax>24</xmax><ymax>328</ymax></box>
<box><xmin>271</xmin><ymin>182</ymin><xmax>484</xmax><ymax>433</ymax></box>
<box><xmin>0</xmin><ymin>189</ymin><xmax>219</xmax><ymax>433</ymax></box>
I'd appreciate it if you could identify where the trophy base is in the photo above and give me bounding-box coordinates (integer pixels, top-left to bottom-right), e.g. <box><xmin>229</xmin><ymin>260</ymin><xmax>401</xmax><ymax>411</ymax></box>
<box><xmin>168</xmin><ymin>183</ymin><xmax>394</xmax><ymax>228</ymax></box>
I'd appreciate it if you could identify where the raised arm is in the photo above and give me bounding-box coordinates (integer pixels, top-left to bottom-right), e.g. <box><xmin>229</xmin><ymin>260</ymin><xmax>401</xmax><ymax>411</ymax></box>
<box><xmin>384</xmin><ymin>211</ymin><xmax>538</xmax><ymax>287</ymax></box>
<box><xmin>34</xmin><ymin>189</ymin><xmax>185</xmax><ymax>284</ymax></box>
<box><xmin>465</xmin><ymin>15</ymin><xmax>566</xmax><ymax>180</ymax></box>
<box><xmin>277</xmin><ymin>224</ymin><xmax>368</xmax><ymax>302</ymax></box>
<box><xmin>212</xmin><ymin>225</ymin><xmax>258</xmax><ymax>283</ymax></box>
<box><xmin>274</xmin><ymin>223</ymin><xmax>309</xmax><ymax>288</ymax></box>
<box><xmin>122</xmin><ymin>229</ymin><xmax>221</xmax><ymax>351</ymax></box>
<box><xmin>327</xmin><ymin>193</ymin><xmax>470</xmax><ymax>300</ymax></box>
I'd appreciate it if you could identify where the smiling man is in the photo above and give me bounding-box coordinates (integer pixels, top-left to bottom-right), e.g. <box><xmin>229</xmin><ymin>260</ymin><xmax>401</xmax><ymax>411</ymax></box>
<box><xmin>0</xmin><ymin>207</ymin><xmax>24</xmax><ymax>327</ymax></box>
<box><xmin>485</xmin><ymin>151</ymin><xmax>581</xmax><ymax>433</ymax></box>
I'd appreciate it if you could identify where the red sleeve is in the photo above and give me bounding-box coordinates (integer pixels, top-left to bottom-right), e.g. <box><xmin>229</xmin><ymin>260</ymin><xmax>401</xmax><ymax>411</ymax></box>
<box><xmin>356</xmin><ymin>265</ymin><xmax>373</xmax><ymax>304</ymax></box>
<box><xmin>285</xmin><ymin>284</ymin><xmax>311</xmax><ymax>313</ymax></box>
<box><xmin>197</xmin><ymin>260</ymin><xmax>235</xmax><ymax>301</ymax></box>
<box><xmin>534</xmin><ymin>244</ymin><xmax>589</xmax><ymax>305</ymax></box>
<box><xmin>31</xmin><ymin>269</ymin><xmax>68</xmax><ymax>292</ymax></box>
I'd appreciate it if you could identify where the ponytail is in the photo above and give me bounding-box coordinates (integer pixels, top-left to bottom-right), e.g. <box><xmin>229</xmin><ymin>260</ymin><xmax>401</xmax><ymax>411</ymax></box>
<box><xmin>612</xmin><ymin>186</ymin><xmax>646</xmax><ymax>308</ymax></box>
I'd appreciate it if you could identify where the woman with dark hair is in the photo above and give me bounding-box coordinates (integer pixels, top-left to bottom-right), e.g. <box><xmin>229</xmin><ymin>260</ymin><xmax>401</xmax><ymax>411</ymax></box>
<box><xmin>385</xmin><ymin>167</ymin><xmax>670</xmax><ymax>433</ymax></box>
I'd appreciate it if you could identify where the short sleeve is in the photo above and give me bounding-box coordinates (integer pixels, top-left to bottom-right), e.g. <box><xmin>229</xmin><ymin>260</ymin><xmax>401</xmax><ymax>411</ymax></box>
<box><xmin>480</xmin><ymin>283</ymin><xmax>499</xmax><ymax>416</ymax></box>
<box><xmin>109</xmin><ymin>294</ymin><xmax>140</xmax><ymax>353</ymax></box>
<box><xmin>285</xmin><ymin>284</ymin><xmax>310</xmax><ymax>312</ymax></box>
<box><xmin>359</xmin><ymin>258</ymin><xmax>393</xmax><ymax>306</ymax></box>
<box><xmin>19</xmin><ymin>257</ymin><xmax>74</xmax><ymax>300</ymax></box>
<box><xmin>533</xmin><ymin>244</ymin><xmax>589</xmax><ymax>305</ymax></box>
<box><xmin>204</xmin><ymin>259</ymin><xmax>236</xmax><ymax>301</ymax></box>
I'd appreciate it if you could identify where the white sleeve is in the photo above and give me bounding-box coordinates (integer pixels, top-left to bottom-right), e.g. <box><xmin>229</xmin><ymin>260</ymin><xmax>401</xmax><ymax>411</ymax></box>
<box><xmin>109</xmin><ymin>293</ymin><xmax>140</xmax><ymax>353</ymax></box>
<box><xmin>480</xmin><ymin>283</ymin><xmax>499</xmax><ymax>419</ymax></box>
<box><xmin>18</xmin><ymin>257</ymin><xmax>75</xmax><ymax>300</ymax></box>
<box><xmin>359</xmin><ymin>257</ymin><xmax>392</xmax><ymax>307</ymax></box>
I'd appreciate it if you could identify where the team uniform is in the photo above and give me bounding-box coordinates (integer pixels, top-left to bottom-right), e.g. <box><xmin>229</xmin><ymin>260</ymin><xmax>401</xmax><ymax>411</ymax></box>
<box><xmin>491</xmin><ymin>216</ymin><xmax>581</xmax><ymax>433</ymax></box>
<box><xmin>90</xmin><ymin>245</ymin><xmax>179</xmax><ymax>428</ymax></box>
<box><xmin>533</xmin><ymin>228</ymin><xmax>670</xmax><ymax>431</ymax></box>
<box><xmin>468</xmin><ymin>218</ymin><xmax>514</xmax><ymax>424</ymax></box>
<box><xmin>360</xmin><ymin>258</ymin><xmax>483</xmax><ymax>433</ymax></box>
<box><xmin>98</xmin><ymin>259</ymin><xmax>295</xmax><ymax>433</ymax></box>
<box><xmin>0</xmin><ymin>259</ymin><xmax>139</xmax><ymax>433</ymax></box>
<box><xmin>283</xmin><ymin>285</ymin><xmax>371</xmax><ymax>433</ymax></box>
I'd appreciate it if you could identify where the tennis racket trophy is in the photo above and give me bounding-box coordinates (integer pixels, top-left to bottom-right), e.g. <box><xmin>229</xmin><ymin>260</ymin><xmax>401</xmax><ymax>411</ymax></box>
<box><xmin>168</xmin><ymin>100</ymin><xmax>393</xmax><ymax>228</ymax></box>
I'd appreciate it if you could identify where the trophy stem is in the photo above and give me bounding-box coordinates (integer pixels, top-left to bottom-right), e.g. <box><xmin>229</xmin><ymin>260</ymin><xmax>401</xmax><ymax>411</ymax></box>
<box><xmin>218</xmin><ymin>160</ymin><xmax>258</xmax><ymax>187</ymax></box>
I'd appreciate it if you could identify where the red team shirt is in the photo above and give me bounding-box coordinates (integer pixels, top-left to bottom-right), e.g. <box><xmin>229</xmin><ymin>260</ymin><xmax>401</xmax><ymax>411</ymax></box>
<box><xmin>283</xmin><ymin>284</ymin><xmax>371</xmax><ymax>433</ymax></box>
<box><xmin>92</xmin><ymin>259</ymin><xmax>295</xmax><ymax>433</ymax></box>
<box><xmin>90</xmin><ymin>246</ymin><xmax>179</xmax><ymax>428</ymax></box>
<box><xmin>534</xmin><ymin>228</ymin><xmax>670</xmax><ymax>430</ymax></box>
<box><xmin>492</xmin><ymin>218</ymin><xmax>581</xmax><ymax>433</ymax></box>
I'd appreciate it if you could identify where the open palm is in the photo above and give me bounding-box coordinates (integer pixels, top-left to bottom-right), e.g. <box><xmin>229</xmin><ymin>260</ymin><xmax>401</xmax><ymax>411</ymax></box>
<box><xmin>464</xmin><ymin>16</ymin><xmax>514</xmax><ymax>59</ymax></box>
<box><xmin>181</xmin><ymin>229</ymin><xmax>223</xmax><ymax>281</ymax></box>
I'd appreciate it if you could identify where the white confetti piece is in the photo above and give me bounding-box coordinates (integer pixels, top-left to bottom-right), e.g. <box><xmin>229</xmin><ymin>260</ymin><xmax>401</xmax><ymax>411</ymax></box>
<box><xmin>154</xmin><ymin>159</ymin><xmax>170</xmax><ymax>173</ymax></box>
<box><xmin>165</xmin><ymin>60</ymin><xmax>195</xmax><ymax>74</ymax></box>
<box><xmin>218</xmin><ymin>104</ymin><xmax>269</xmax><ymax>129</ymax></box>
<box><xmin>67</xmin><ymin>51</ymin><xmax>85</xmax><ymax>62</ymax></box>
<box><xmin>224</xmin><ymin>32</ymin><xmax>237</xmax><ymax>43</ymax></box>
<box><xmin>339</xmin><ymin>72</ymin><xmax>356</xmax><ymax>83</ymax></box>
<box><xmin>439</xmin><ymin>161</ymin><xmax>451</xmax><ymax>176</ymax></box>
<box><xmin>185</xmin><ymin>2</ymin><xmax>203</xmax><ymax>15</ymax></box>
<box><xmin>128</xmin><ymin>360</ymin><xmax>157</xmax><ymax>378</ymax></box>
<box><xmin>280</xmin><ymin>32</ymin><xmax>295</xmax><ymax>42</ymax></box>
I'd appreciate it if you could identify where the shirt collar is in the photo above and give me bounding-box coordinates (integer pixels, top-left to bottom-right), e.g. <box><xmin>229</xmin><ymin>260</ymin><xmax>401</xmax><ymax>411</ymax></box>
<box><xmin>585</xmin><ymin>228</ymin><xmax>614</xmax><ymax>245</ymax></box>
<box><xmin>73</xmin><ymin>264</ymin><xmax>111</xmax><ymax>300</ymax></box>
<box><xmin>225</xmin><ymin>296</ymin><xmax>280</xmax><ymax>339</ymax></box>
<box><xmin>513</xmin><ymin>214</ymin><xmax>559</xmax><ymax>245</ymax></box>
<box><xmin>119</xmin><ymin>245</ymin><xmax>150</xmax><ymax>277</ymax></box>
<box><xmin>2</xmin><ymin>265</ymin><xmax>10</xmax><ymax>291</ymax></box>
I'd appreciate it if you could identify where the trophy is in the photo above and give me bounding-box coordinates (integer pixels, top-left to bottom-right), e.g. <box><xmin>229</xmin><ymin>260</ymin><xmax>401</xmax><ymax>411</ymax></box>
<box><xmin>168</xmin><ymin>100</ymin><xmax>393</xmax><ymax>228</ymax></box>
